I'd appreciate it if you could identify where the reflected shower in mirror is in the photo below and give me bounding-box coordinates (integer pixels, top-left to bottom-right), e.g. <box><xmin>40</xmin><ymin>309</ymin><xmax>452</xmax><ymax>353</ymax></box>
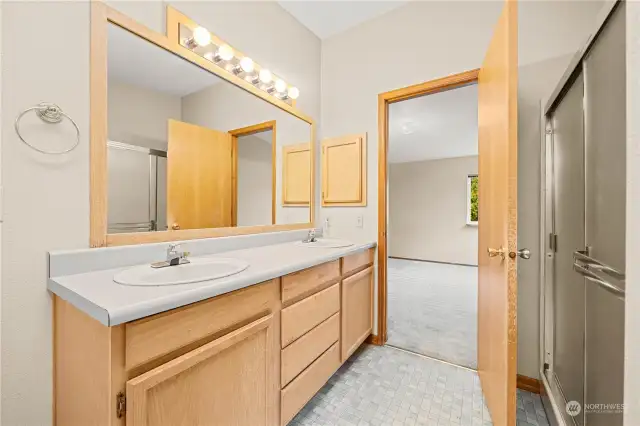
<box><xmin>106</xmin><ymin>23</ymin><xmax>311</xmax><ymax>234</ymax></box>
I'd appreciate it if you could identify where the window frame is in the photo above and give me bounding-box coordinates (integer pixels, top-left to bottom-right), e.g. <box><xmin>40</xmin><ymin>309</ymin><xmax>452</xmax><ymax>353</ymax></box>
<box><xmin>466</xmin><ymin>174</ymin><xmax>478</xmax><ymax>226</ymax></box>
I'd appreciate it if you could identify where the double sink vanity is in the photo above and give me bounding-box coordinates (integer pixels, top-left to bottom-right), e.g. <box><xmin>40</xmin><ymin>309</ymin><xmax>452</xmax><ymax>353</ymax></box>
<box><xmin>49</xmin><ymin>232</ymin><xmax>376</xmax><ymax>425</ymax></box>
<box><xmin>48</xmin><ymin>3</ymin><xmax>376</xmax><ymax>424</ymax></box>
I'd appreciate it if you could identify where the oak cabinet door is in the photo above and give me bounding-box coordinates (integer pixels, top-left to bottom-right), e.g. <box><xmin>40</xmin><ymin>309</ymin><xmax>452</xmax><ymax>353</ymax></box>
<box><xmin>282</xmin><ymin>143</ymin><xmax>311</xmax><ymax>205</ymax></box>
<box><xmin>126</xmin><ymin>314</ymin><xmax>276</xmax><ymax>426</ymax></box>
<box><xmin>341</xmin><ymin>266</ymin><xmax>374</xmax><ymax>361</ymax></box>
<box><xmin>321</xmin><ymin>133</ymin><xmax>367</xmax><ymax>206</ymax></box>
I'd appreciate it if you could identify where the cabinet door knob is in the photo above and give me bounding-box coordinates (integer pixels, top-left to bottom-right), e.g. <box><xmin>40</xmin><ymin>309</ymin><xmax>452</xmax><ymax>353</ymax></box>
<box><xmin>172</xmin><ymin>223</ymin><xmax>180</xmax><ymax>230</ymax></box>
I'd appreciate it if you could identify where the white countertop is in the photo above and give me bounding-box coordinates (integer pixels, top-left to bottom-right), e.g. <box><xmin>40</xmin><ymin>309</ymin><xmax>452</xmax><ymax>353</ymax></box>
<box><xmin>48</xmin><ymin>240</ymin><xmax>376</xmax><ymax>326</ymax></box>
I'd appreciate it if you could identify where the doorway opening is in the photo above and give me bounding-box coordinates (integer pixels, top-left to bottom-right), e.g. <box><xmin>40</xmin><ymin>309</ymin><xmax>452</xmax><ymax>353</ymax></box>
<box><xmin>386</xmin><ymin>72</ymin><xmax>478</xmax><ymax>369</ymax></box>
<box><xmin>385</xmin><ymin>82</ymin><xmax>479</xmax><ymax>369</ymax></box>
<box><xmin>229</xmin><ymin>121</ymin><xmax>277</xmax><ymax>227</ymax></box>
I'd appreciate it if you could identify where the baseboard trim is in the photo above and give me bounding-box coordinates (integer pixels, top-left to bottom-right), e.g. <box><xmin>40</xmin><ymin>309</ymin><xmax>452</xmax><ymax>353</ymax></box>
<box><xmin>517</xmin><ymin>374</ymin><xmax>542</xmax><ymax>394</ymax></box>
<box><xmin>389</xmin><ymin>256</ymin><xmax>478</xmax><ymax>268</ymax></box>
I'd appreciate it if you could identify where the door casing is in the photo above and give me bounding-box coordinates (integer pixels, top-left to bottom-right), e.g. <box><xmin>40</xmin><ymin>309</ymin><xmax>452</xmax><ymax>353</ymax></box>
<box><xmin>375</xmin><ymin>69</ymin><xmax>480</xmax><ymax>344</ymax></box>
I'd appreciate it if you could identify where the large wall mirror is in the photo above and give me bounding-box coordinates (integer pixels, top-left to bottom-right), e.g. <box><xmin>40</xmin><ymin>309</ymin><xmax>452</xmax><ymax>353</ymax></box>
<box><xmin>91</xmin><ymin>4</ymin><xmax>315</xmax><ymax>246</ymax></box>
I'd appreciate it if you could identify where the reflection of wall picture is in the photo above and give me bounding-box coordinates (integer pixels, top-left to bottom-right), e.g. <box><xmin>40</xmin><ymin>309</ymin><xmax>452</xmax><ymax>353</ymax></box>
<box><xmin>321</xmin><ymin>133</ymin><xmax>367</xmax><ymax>207</ymax></box>
<box><xmin>99</xmin><ymin>16</ymin><xmax>314</xmax><ymax>246</ymax></box>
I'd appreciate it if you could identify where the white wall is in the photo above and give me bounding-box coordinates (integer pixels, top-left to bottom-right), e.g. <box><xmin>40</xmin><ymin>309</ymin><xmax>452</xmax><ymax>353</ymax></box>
<box><xmin>389</xmin><ymin>156</ymin><xmax>478</xmax><ymax>266</ymax></box>
<box><xmin>1</xmin><ymin>3</ymin><xmax>90</xmax><ymax>426</ymax></box>
<box><xmin>1</xmin><ymin>2</ymin><xmax>321</xmax><ymax>424</ymax></box>
<box><xmin>320</xmin><ymin>0</ymin><xmax>605</xmax><ymax>379</ymax></box>
<box><xmin>237</xmin><ymin>134</ymin><xmax>272</xmax><ymax>226</ymax></box>
<box><xmin>624</xmin><ymin>1</ymin><xmax>640</xmax><ymax>424</ymax></box>
<box><xmin>108</xmin><ymin>81</ymin><xmax>182</xmax><ymax>151</ymax></box>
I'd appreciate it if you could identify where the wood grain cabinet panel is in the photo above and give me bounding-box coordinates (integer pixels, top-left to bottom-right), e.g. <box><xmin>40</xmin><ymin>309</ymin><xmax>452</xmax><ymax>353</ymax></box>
<box><xmin>281</xmin><ymin>283</ymin><xmax>340</xmax><ymax>348</ymax></box>
<box><xmin>341</xmin><ymin>266</ymin><xmax>374</xmax><ymax>361</ymax></box>
<box><xmin>126</xmin><ymin>314</ymin><xmax>277</xmax><ymax>426</ymax></box>
<box><xmin>281</xmin><ymin>260</ymin><xmax>340</xmax><ymax>305</ymax></box>
<box><xmin>125</xmin><ymin>280</ymin><xmax>277</xmax><ymax>371</ymax></box>
<box><xmin>342</xmin><ymin>248</ymin><xmax>374</xmax><ymax>276</ymax></box>
<box><xmin>281</xmin><ymin>313</ymin><xmax>340</xmax><ymax>387</ymax></box>
<box><xmin>321</xmin><ymin>133</ymin><xmax>367</xmax><ymax>206</ymax></box>
<box><xmin>282</xmin><ymin>143</ymin><xmax>311</xmax><ymax>206</ymax></box>
<box><xmin>281</xmin><ymin>343</ymin><xmax>341</xmax><ymax>426</ymax></box>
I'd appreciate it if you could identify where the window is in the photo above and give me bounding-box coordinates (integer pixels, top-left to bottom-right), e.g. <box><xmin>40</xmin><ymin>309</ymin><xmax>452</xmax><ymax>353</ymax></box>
<box><xmin>467</xmin><ymin>175</ymin><xmax>478</xmax><ymax>225</ymax></box>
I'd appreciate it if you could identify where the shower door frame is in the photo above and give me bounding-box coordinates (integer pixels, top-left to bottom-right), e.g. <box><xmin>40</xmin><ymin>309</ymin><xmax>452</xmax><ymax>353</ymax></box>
<box><xmin>538</xmin><ymin>1</ymin><xmax>622</xmax><ymax>425</ymax></box>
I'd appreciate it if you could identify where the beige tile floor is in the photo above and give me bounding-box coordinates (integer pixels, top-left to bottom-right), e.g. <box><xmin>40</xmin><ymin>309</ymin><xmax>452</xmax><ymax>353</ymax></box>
<box><xmin>289</xmin><ymin>257</ymin><xmax>550</xmax><ymax>426</ymax></box>
<box><xmin>289</xmin><ymin>344</ymin><xmax>549</xmax><ymax>426</ymax></box>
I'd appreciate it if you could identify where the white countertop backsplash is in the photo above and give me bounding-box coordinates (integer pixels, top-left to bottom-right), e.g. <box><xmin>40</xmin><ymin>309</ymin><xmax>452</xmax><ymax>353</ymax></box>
<box><xmin>48</xmin><ymin>229</ymin><xmax>375</xmax><ymax>326</ymax></box>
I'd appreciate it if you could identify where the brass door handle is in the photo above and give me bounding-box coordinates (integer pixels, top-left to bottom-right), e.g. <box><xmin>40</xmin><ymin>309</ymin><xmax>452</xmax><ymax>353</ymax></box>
<box><xmin>172</xmin><ymin>223</ymin><xmax>180</xmax><ymax>230</ymax></box>
<box><xmin>487</xmin><ymin>246</ymin><xmax>506</xmax><ymax>259</ymax></box>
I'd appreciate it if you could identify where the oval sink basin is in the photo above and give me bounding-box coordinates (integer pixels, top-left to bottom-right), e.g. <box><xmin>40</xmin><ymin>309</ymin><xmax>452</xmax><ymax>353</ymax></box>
<box><xmin>295</xmin><ymin>238</ymin><xmax>354</xmax><ymax>249</ymax></box>
<box><xmin>113</xmin><ymin>257</ymin><xmax>249</xmax><ymax>286</ymax></box>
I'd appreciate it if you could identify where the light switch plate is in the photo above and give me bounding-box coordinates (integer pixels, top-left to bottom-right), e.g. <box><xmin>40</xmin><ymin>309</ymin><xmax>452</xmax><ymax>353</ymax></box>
<box><xmin>356</xmin><ymin>215</ymin><xmax>363</xmax><ymax>228</ymax></box>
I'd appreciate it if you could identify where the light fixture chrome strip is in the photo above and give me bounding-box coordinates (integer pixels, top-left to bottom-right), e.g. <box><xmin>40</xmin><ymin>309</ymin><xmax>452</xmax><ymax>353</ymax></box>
<box><xmin>178</xmin><ymin>23</ymin><xmax>300</xmax><ymax>105</ymax></box>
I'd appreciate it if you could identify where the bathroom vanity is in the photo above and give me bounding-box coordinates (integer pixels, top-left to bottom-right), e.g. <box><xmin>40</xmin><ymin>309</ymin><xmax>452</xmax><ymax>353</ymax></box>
<box><xmin>50</xmin><ymin>238</ymin><xmax>375</xmax><ymax>426</ymax></box>
<box><xmin>48</xmin><ymin>4</ymin><xmax>377</xmax><ymax>424</ymax></box>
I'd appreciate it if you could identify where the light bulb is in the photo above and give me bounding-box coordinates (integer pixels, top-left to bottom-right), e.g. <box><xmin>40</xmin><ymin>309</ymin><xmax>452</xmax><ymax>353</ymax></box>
<box><xmin>259</xmin><ymin>69</ymin><xmax>272</xmax><ymax>84</ymax></box>
<box><xmin>275</xmin><ymin>79</ymin><xmax>287</xmax><ymax>93</ymax></box>
<box><xmin>217</xmin><ymin>44</ymin><xmax>234</xmax><ymax>61</ymax></box>
<box><xmin>239</xmin><ymin>57</ymin><xmax>254</xmax><ymax>73</ymax></box>
<box><xmin>287</xmin><ymin>86</ymin><xmax>300</xmax><ymax>100</ymax></box>
<box><xmin>192</xmin><ymin>27</ymin><xmax>211</xmax><ymax>47</ymax></box>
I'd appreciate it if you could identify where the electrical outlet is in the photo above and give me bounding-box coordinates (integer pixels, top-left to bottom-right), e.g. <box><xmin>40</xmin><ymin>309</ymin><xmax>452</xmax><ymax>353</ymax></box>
<box><xmin>356</xmin><ymin>215</ymin><xmax>363</xmax><ymax>228</ymax></box>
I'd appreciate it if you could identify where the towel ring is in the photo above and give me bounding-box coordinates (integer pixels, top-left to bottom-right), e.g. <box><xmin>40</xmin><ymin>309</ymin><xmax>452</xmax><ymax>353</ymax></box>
<box><xmin>14</xmin><ymin>102</ymin><xmax>80</xmax><ymax>155</ymax></box>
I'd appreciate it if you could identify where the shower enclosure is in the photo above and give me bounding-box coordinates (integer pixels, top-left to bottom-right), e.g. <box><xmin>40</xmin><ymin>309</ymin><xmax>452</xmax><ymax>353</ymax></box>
<box><xmin>540</xmin><ymin>2</ymin><xmax>625</xmax><ymax>426</ymax></box>
<box><xmin>107</xmin><ymin>141</ymin><xmax>168</xmax><ymax>233</ymax></box>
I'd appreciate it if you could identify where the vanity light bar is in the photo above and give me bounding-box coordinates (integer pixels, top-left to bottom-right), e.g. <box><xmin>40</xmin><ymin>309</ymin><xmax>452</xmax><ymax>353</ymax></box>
<box><xmin>181</xmin><ymin>25</ymin><xmax>300</xmax><ymax>102</ymax></box>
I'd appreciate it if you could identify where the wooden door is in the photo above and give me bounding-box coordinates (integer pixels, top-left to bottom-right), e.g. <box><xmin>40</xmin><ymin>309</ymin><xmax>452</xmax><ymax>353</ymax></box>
<box><xmin>167</xmin><ymin>119</ymin><xmax>233</xmax><ymax>230</ymax></box>
<box><xmin>477</xmin><ymin>1</ymin><xmax>518</xmax><ymax>426</ymax></box>
<box><xmin>282</xmin><ymin>142</ymin><xmax>311</xmax><ymax>205</ymax></box>
<box><xmin>126</xmin><ymin>314</ymin><xmax>276</xmax><ymax>426</ymax></box>
<box><xmin>341</xmin><ymin>266</ymin><xmax>374</xmax><ymax>361</ymax></box>
<box><xmin>321</xmin><ymin>134</ymin><xmax>367</xmax><ymax>206</ymax></box>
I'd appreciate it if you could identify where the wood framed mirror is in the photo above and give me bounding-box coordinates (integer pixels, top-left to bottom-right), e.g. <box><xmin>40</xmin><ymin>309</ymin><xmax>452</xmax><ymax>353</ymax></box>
<box><xmin>90</xmin><ymin>3</ymin><xmax>315</xmax><ymax>247</ymax></box>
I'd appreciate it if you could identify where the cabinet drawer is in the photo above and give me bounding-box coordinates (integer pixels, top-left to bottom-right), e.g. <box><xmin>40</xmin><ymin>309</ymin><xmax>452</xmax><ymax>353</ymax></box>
<box><xmin>125</xmin><ymin>280</ymin><xmax>278</xmax><ymax>371</ymax></box>
<box><xmin>281</xmin><ymin>313</ymin><xmax>339</xmax><ymax>387</ymax></box>
<box><xmin>282</xmin><ymin>260</ymin><xmax>340</xmax><ymax>305</ymax></box>
<box><xmin>342</xmin><ymin>248</ymin><xmax>374</xmax><ymax>276</ymax></box>
<box><xmin>281</xmin><ymin>343</ymin><xmax>340</xmax><ymax>426</ymax></box>
<box><xmin>281</xmin><ymin>283</ymin><xmax>340</xmax><ymax>348</ymax></box>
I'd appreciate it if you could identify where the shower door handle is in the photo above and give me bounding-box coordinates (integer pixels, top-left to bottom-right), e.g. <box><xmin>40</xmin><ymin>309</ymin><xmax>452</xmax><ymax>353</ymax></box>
<box><xmin>573</xmin><ymin>262</ymin><xmax>625</xmax><ymax>300</ymax></box>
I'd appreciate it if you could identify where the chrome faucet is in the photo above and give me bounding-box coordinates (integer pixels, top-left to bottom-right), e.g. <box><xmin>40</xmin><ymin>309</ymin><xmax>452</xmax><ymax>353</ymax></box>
<box><xmin>151</xmin><ymin>243</ymin><xmax>191</xmax><ymax>268</ymax></box>
<box><xmin>302</xmin><ymin>229</ymin><xmax>317</xmax><ymax>243</ymax></box>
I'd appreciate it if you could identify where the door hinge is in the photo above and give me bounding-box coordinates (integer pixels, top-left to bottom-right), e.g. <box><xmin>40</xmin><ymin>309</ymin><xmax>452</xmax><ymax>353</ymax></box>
<box><xmin>116</xmin><ymin>392</ymin><xmax>126</xmax><ymax>418</ymax></box>
<box><xmin>549</xmin><ymin>233</ymin><xmax>558</xmax><ymax>252</ymax></box>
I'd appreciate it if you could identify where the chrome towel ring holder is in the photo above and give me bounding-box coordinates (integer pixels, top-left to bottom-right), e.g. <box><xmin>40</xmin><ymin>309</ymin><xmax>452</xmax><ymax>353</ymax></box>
<box><xmin>14</xmin><ymin>102</ymin><xmax>80</xmax><ymax>155</ymax></box>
